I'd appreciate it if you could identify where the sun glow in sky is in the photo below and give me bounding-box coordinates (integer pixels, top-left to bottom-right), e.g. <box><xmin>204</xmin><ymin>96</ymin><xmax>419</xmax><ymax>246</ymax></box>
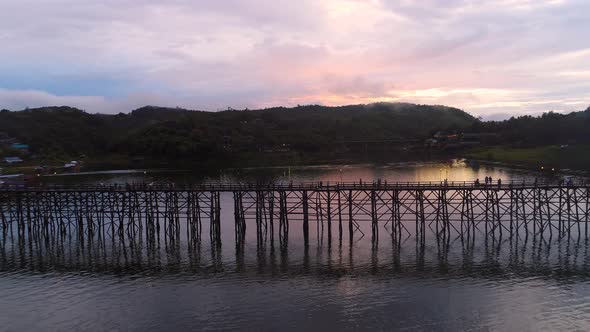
<box><xmin>1</xmin><ymin>0</ymin><xmax>589</xmax><ymax>119</ymax></box>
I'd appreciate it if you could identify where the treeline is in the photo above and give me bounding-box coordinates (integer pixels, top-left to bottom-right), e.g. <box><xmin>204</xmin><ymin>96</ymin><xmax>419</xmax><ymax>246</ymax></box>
<box><xmin>2</xmin><ymin>103</ymin><xmax>589</xmax><ymax>163</ymax></box>
<box><xmin>471</xmin><ymin>106</ymin><xmax>590</xmax><ymax>146</ymax></box>
<box><xmin>0</xmin><ymin>103</ymin><xmax>476</xmax><ymax>161</ymax></box>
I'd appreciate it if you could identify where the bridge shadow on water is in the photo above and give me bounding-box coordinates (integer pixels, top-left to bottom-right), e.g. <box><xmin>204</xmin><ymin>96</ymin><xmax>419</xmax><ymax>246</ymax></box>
<box><xmin>2</xmin><ymin>183</ymin><xmax>590</xmax><ymax>280</ymax></box>
<box><xmin>2</xmin><ymin>223</ymin><xmax>590</xmax><ymax>281</ymax></box>
<box><xmin>4</xmin><ymin>185</ymin><xmax>590</xmax><ymax>332</ymax></box>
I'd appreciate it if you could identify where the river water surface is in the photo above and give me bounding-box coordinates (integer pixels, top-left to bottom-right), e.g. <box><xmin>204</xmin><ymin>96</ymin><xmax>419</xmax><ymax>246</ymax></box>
<box><xmin>1</xmin><ymin>160</ymin><xmax>590</xmax><ymax>331</ymax></box>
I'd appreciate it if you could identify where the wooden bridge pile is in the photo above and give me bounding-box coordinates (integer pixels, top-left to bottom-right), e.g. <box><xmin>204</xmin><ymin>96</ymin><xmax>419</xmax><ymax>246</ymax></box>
<box><xmin>1</xmin><ymin>181</ymin><xmax>589</xmax><ymax>248</ymax></box>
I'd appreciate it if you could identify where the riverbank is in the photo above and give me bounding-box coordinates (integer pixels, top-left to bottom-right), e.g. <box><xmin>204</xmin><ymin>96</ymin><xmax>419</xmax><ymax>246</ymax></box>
<box><xmin>465</xmin><ymin>145</ymin><xmax>590</xmax><ymax>173</ymax></box>
<box><xmin>2</xmin><ymin>150</ymin><xmax>457</xmax><ymax>176</ymax></box>
<box><xmin>4</xmin><ymin>147</ymin><xmax>589</xmax><ymax>178</ymax></box>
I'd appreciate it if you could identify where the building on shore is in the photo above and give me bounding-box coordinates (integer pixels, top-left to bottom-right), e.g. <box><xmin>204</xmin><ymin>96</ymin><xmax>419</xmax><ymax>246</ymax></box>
<box><xmin>4</xmin><ymin>157</ymin><xmax>24</xmax><ymax>164</ymax></box>
<box><xmin>9</xmin><ymin>143</ymin><xmax>30</xmax><ymax>154</ymax></box>
<box><xmin>64</xmin><ymin>161</ymin><xmax>81</xmax><ymax>172</ymax></box>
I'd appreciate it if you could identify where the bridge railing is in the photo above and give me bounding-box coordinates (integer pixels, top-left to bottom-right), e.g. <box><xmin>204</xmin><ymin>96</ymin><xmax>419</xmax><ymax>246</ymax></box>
<box><xmin>0</xmin><ymin>179</ymin><xmax>589</xmax><ymax>192</ymax></box>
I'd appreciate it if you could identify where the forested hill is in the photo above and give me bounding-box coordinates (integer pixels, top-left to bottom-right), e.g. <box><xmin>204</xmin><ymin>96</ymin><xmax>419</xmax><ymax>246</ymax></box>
<box><xmin>0</xmin><ymin>103</ymin><xmax>476</xmax><ymax>159</ymax></box>
<box><xmin>474</xmin><ymin>107</ymin><xmax>590</xmax><ymax>146</ymax></box>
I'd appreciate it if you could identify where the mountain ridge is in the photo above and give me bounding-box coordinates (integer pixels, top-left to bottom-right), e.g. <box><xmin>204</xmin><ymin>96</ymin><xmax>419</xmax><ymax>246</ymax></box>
<box><xmin>0</xmin><ymin>102</ymin><xmax>477</xmax><ymax>160</ymax></box>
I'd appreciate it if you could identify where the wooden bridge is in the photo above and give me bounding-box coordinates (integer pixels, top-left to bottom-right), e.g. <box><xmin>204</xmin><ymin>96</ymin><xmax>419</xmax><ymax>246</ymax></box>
<box><xmin>1</xmin><ymin>181</ymin><xmax>589</xmax><ymax>248</ymax></box>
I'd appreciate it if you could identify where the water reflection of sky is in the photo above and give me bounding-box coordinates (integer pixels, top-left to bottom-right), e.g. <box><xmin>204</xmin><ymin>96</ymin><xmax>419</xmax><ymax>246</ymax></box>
<box><xmin>3</xmin><ymin>161</ymin><xmax>590</xmax><ymax>331</ymax></box>
<box><xmin>1</xmin><ymin>263</ymin><xmax>590</xmax><ymax>331</ymax></box>
<box><xmin>41</xmin><ymin>160</ymin><xmax>560</xmax><ymax>185</ymax></box>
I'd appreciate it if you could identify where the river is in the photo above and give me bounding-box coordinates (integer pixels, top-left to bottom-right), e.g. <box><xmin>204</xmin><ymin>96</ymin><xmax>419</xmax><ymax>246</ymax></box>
<box><xmin>1</xmin><ymin>160</ymin><xmax>589</xmax><ymax>331</ymax></box>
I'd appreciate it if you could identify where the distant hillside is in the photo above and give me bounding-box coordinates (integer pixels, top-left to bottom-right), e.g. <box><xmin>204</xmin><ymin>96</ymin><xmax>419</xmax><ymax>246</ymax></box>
<box><xmin>0</xmin><ymin>103</ymin><xmax>477</xmax><ymax>161</ymax></box>
<box><xmin>0</xmin><ymin>106</ymin><xmax>109</xmax><ymax>158</ymax></box>
<box><xmin>474</xmin><ymin>108</ymin><xmax>590</xmax><ymax>146</ymax></box>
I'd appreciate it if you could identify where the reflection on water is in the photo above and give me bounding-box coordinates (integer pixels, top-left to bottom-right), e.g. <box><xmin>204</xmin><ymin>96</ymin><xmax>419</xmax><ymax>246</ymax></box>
<box><xmin>41</xmin><ymin>159</ymin><xmax>550</xmax><ymax>186</ymax></box>
<box><xmin>3</xmin><ymin>214</ymin><xmax>590</xmax><ymax>278</ymax></box>
<box><xmin>2</xmin><ymin>222</ymin><xmax>590</xmax><ymax>331</ymax></box>
<box><xmin>2</xmin><ymin>162</ymin><xmax>590</xmax><ymax>331</ymax></box>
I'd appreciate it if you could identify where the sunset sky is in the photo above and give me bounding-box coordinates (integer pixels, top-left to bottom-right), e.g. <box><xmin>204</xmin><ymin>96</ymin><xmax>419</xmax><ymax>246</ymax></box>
<box><xmin>1</xmin><ymin>0</ymin><xmax>589</xmax><ymax>119</ymax></box>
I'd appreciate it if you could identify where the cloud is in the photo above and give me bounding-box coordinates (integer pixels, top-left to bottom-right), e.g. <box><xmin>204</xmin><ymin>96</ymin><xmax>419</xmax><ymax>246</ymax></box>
<box><xmin>0</xmin><ymin>0</ymin><xmax>589</xmax><ymax>118</ymax></box>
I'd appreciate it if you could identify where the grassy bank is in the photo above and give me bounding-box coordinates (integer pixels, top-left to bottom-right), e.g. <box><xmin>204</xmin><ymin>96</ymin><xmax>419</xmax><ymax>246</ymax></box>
<box><xmin>465</xmin><ymin>145</ymin><xmax>590</xmax><ymax>171</ymax></box>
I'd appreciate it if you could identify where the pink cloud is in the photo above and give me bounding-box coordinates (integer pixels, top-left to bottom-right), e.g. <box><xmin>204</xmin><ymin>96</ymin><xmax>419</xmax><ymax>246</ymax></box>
<box><xmin>0</xmin><ymin>0</ymin><xmax>589</xmax><ymax>118</ymax></box>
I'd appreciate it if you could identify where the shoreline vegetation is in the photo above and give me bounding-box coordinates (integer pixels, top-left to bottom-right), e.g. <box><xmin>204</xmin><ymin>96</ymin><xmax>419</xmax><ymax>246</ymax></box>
<box><xmin>1</xmin><ymin>150</ymin><xmax>459</xmax><ymax>175</ymax></box>
<box><xmin>1</xmin><ymin>102</ymin><xmax>590</xmax><ymax>176</ymax></box>
<box><xmin>3</xmin><ymin>147</ymin><xmax>589</xmax><ymax>179</ymax></box>
<box><xmin>465</xmin><ymin>145</ymin><xmax>590</xmax><ymax>173</ymax></box>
